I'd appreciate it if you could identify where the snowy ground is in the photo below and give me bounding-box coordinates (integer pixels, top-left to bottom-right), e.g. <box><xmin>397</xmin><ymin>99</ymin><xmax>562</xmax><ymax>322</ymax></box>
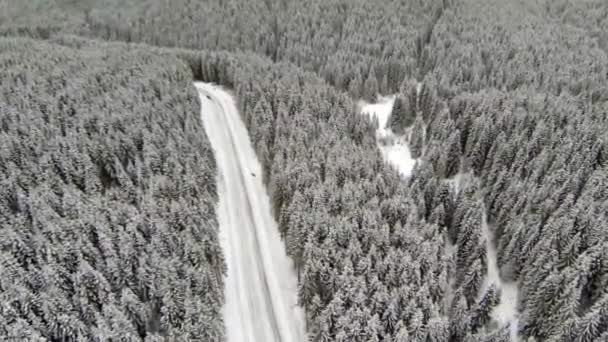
<box><xmin>444</xmin><ymin>172</ymin><xmax>465</xmax><ymax>192</ymax></box>
<box><xmin>358</xmin><ymin>95</ymin><xmax>419</xmax><ymax>177</ymax></box>
<box><xmin>480</xmin><ymin>209</ymin><xmax>519</xmax><ymax>341</ymax></box>
<box><xmin>195</xmin><ymin>82</ymin><xmax>307</xmax><ymax>342</ymax></box>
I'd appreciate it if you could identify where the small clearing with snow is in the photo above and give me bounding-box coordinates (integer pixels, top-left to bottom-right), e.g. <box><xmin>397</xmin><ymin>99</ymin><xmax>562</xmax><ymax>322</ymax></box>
<box><xmin>481</xmin><ymin>208</ymin><xmax>520</xmax><ymax>341</ymax></box>
<box><xmin>359</xmin><ymin>95</ymin><xmax>419</xmax><ymax>177</ymax></box>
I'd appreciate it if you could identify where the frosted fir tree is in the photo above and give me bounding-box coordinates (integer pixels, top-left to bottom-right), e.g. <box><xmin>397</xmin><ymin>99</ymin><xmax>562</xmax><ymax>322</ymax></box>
<box><xmin>364</xmin><ymin>67</ymin><xmax>379</xmax><ymax>102</ymax></box>
<box><xmin>409</xmin><ymin>117</ymin><xmax>426</xmax><ymax>158</ymax></box>
<box><xmin>349</xmin><ymin>71</ymin><xmax>363</xmax><ymax>99</ymax></box>
<box><xmin>471</xmin><ymin>284</ymin><xmax>501</xmax><ymax>332</ymax></box>
<box><xmin>387</xmin><ymin>95</ymin><xmax>416</xmax><ymax>133</ymax></box>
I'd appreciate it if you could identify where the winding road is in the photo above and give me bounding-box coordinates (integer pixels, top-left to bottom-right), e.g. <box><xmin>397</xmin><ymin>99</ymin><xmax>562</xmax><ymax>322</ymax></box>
<box><xmin>195</xmin><ymin>82</ymin><xmax>306</xmax><ymax>342</ymax></box>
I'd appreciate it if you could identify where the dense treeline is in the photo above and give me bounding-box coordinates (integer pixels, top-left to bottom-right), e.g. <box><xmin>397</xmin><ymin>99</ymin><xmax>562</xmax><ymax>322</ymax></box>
<box><xmin>0</xmin><ymin>0</ymin><xmax>448</xmax><ymax>95</ymax></box>
<box><xmin>239</xmin><ymin>72</ymin><xmax>452</xmax><ymax>340</ymax></box>
<box><xmin>545</xmin><ymin>0</ymin><xmax>607</xmax><ymax>52</ymax></box>
<box><xmin>0</xmin><ymin>38</ymin><xmax>224</xmax><ymax>340</ymax></box>
<box><xmin>385</xmin><ymin>0</ymin><xmax>608</xmax><ymax>340</ymax></box>
<box><xmin>0</xmin><ymin>3</ymin><xmax>468</xmax><ymax>339</ymax></box>
<box><xmin>425</xmin><ymin>0</ymin><xmax>608</xmax><ymax>99</ymax></box>
<box><xmin>2</xmin><ymin>0</ymin><xmax>608</xmax><ymax>341</ymax></box>
<box><xmin>189</xmin><ymin>41</ymin><xmax>510</xmax><ymax>340</ymax></box>
<box><xmin>177</xmin><ymin>43</ymin><xmax>460</xmax><ymax>340</ymax></box>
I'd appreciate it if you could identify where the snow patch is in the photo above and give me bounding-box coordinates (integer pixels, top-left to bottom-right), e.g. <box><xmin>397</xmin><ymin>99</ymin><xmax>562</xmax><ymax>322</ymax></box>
<box><xmin>359</xmin><ymin>95</ymin><xmax>395</xmax><ymax>137</ymax></box>
<box><xmin>481</xmin><ymin>208</ymin><xmax>519</xmax><ymax>341</ymax></box>
<box><xmin>444</xmin><ymin>172</ymin><xmax>466</xmax><ymax>192</ymax></box>
<box><xmin>359</xmin><ymin>95</ymin><xmax>420</xmax><ymax>177</ymax></box>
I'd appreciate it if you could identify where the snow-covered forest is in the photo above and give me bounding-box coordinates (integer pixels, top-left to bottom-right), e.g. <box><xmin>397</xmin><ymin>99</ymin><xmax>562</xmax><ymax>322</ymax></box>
<box><xmin>1</xmin><ymin>0</ymin><xmax>607</xmax><ymax>341</ymax></box>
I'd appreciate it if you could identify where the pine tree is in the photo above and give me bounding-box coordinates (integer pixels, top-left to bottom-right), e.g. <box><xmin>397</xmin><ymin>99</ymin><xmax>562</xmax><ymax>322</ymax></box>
<box><xmin>471</xmin><ymin>284</ymin><xmax>501</xmax><ymax>332</ymax></box>
<box><xmin>443</xmin><ymin>130</ymin><xmax>462</xmax><ymax>178</ymax></box>
<box><xmin>449</xmin><ymin>292</ymin><xmax>471</xmax><ymax>341</ymax></box>
<box><xmin>461</xmin><ymin>259</ymin><xmax>485</xmax><ymax>305</ymax></box>
<box><xmin>387</xmin><ymin>95</ymin><xmax>416</xmax><ymax>133</ymax></box>
<box><xmin>364</xmin><ymin>68</ymin><xmax>379</xmax><ymax>102</ymax></box>
<box><xmin>570</xmin><ymin>294</ymin><xmax>608</xmax><ymax>342</ymax></box>
<box><xmin>349</xmin><ymin>71</ymin><xmax>363</xmax><ymax>99</ymax></box>
<box><xmin>410</xmin><ymin>118</ymin><xmax>425</xmax><ymax>158</ymax></box>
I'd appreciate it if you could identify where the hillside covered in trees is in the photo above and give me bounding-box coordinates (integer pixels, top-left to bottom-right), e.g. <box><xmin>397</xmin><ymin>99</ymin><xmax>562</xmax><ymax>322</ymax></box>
<box><xmin>0</xmin><ymin>38</ymin><xmax>224</xmax><ymax>340</ymax></box>
<box><xmin>1</xmin><ymin>0</ymin><xmax>607</xmax><ymax>341</ymax></box>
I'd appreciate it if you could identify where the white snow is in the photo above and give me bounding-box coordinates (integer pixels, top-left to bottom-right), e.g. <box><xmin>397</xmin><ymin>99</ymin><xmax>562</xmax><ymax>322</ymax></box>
<box><xmin>358</xmin><ymin>95</ymin><xmax>419</xmax><ymax>177</ymax></box>
<box><xmin>444</xmin><ymin>172</ymin><xmax>465</xmax><ymax>192</ymax></box>
<box><xmin>359</xmin><ymin>95</ymin><xmax>395</xmax><ymax>136</ymax></box>
<box><xmin>195</xmin><ymin>82</ymin><xmax>307</xmax><ymax>342</ymax></box>
<box><xmin>480</xmin><ymin>208</ymin><xmax>520</xmax><ymax>341</ymax></box>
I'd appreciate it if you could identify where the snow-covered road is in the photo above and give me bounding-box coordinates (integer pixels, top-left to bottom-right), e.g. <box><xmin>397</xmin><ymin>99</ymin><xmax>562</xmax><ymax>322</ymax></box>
<box><xmin>195</xmin><ymin>82</ymin><xmax>307</xmax><ymax>342</ymax></box>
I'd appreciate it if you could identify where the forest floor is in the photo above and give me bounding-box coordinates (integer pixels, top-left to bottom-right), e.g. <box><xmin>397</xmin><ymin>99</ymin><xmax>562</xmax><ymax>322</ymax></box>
<box><xmin>195</xmin><ymin>82</ymin><xmax>307</xmax><ymax>342</ymax></box>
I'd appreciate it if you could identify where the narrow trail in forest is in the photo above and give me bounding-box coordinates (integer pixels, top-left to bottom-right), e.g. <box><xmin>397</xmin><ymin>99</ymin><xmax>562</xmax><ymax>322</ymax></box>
<box><xmin>195</xmin><ymin>82</ymin><xmax>307</xmax><ymax>342</ymax></box>
<box><xmin>480</xmin><ymin>206</ymin><xmax>520</xmax><ymax>341</ymax></box>
<box><xmin>445</xmin><ymin>175</ymin><xmax>520</xmax><ymax>341</ymax></box>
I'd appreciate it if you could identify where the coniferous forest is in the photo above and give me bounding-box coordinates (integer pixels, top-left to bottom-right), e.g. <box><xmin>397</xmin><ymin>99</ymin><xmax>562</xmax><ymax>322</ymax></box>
<box><xmin>1</xmin><ymin>0</ymin><xmax>607</xmax><ymax>341</ymax></box>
